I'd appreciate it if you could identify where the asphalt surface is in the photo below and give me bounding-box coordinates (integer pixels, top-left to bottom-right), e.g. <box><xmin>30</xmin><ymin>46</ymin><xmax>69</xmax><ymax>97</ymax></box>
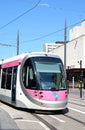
<box><xmin>68</xmin><ymin>88</ymin><xmax>85</xmax><ymax>99</ymax></box>
<box><xmin>0</xmin><ymin>108</ymin><xmax>19</xmax><ymax>130</ymax></box>
<box><xmin>0</xmin><ymin>88</ymin><xmax>85</xmax><ymax>130</ymax></box>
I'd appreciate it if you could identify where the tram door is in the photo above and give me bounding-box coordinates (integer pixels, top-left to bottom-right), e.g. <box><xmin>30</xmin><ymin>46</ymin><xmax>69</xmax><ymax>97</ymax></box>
<box><xmin>11</xmin><ymin>67</ymin><xmax>17</xmax><ymax>103</ymax></box>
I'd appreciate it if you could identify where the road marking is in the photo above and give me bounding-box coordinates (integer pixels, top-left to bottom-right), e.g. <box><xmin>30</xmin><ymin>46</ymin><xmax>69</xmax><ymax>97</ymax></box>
<box><xmin>16</xmin><ymin>119</ymin><xmax>50</xmax><ymax>130</ymax></box>
<box><xmin>69</xmin><ymin>98</ymin><xmax>80</xmax><ymax>101</ymax></box>
<box><xmin>68</xmin><ymin>107</ymin><xmax>85</xmax><ymax>114</ymax></box>
<box><xmin>39</xmin><ymin>122</ymin><xmax>51</xmax><ymax>130</ymax></box>
<box><xmin>49</xmin><ymin>115</ymin><xmax>65</xmax><ymax>123</ymax></box>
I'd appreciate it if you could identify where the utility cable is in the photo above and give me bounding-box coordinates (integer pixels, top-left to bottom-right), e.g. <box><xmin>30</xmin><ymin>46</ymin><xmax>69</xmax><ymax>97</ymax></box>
<box><xmin>0</xmin><ymin>43</ymin><xmax>16</xmax><ymax>47</ymax></box>
<box><xmin>21</xmin><ymin>19</ymin><xmax>84</xmax><ymax>43</ymax></box>
<box><xmin>0</xmin><ymin>0</ymin><xmax>41</xmax><ymax>30</ymax></box>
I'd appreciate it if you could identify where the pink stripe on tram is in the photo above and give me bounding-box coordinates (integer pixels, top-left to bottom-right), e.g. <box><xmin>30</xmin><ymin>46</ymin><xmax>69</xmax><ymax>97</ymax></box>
<box><xmin>2</xmin><ymin>59</ymin><xmax>22</xmax><ymax>68</ymax></box>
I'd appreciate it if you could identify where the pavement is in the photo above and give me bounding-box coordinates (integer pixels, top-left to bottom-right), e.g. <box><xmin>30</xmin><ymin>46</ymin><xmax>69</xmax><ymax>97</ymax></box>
<box><xmin>0</xmin><ymin>88</ymin><xmax>85</xmax><ymax>130</ymax></box>
<box><xmin>68</xmin><ymin>88</ymin><xmax>85</xmax><ymax>100</ymax></box>
<box><xmin>0</xmin><ymin>108</ymin><xmax>19</xmax><ymax>130</ymax></box>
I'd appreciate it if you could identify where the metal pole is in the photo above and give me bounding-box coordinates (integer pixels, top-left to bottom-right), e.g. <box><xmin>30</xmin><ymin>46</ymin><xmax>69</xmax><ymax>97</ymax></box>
<box><xmin>64</xmin><ymin>20</ymin><xmax>67</xmax><ymax>71</ymax></box>
<box><xmin>72</xmin><ymin>76</ymin><xmax>75</xmax><ymax>88</ymax></box>
<box><xmin>80</xmin><ymin>60</ymin><xmax>82</xmax><ymax>98</ymax></box>
<box><xmin>17</xmin><ymin>31</ymin><xmax>19</xmax><ymax>55</ymax></box>
<box><xmin>80</xmin><ymin>60</ymin><xmax>82</xmax><ymax>69</ymax></box>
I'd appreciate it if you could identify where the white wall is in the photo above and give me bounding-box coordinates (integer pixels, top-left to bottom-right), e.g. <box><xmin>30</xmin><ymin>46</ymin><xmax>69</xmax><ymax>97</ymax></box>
<box><xmin>69</xmin><ymin>26</ymin><xmax>81</xmax><ymax>41</ymax></box>
<box><xmin>49</xmin><ymin>35</ymin><xmax>85</xmax><ymax>69</ymax></box>
<box><xmin>50</xmin><ymin>44</ymin><xmax>64</xmax><ymax>64</ymax></box>
<box><xmin>45</xmin><ymin>21</ymin><xmax>85</xmax><ymax>69</ymax></box>
<box><xmin>66</xmin><ymin>37</ymin><xmax>84</xmax><ymax>68</ymax></box>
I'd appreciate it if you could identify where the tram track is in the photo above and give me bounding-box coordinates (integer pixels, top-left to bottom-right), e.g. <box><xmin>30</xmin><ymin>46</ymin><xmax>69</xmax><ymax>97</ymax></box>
<box><xmin>32</xmin><ymin>113</ymin><xmax>58</xmax><ymax>130</ymax></box>
<box><xmin>68</xmin><ymin>101</ymin><xmax>85</xmax><ymax>107</ymax></box>
<box><xmin>32</xmin><ymin>108</ymin><xmax>85</xmax><ymax>130</ymax></box>
<box><xmin>63</xmin><ymin>114</ymin><xmax>85</xmax><ymax>126</ymax></box>
<box><xmin>1</xmin><ymin>101</ymin><xmax>85</xmax><ymax>130</ymax></box>
<box><xmin>0</xmin><ymin>102</ymin><xmax>58</xmax><ymax>130</ymax></box>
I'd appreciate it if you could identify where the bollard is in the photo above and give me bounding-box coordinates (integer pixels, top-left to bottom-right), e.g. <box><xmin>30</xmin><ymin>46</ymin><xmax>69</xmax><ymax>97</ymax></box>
<box><xmin>78</xmin><ymin>80</ymin><xmax>82</xmax><ymax>98</ymax></box>
<box><xmin>67</xmin><ymin>80</ymin><xmax>69</xmax><ymax>94</ymax></box>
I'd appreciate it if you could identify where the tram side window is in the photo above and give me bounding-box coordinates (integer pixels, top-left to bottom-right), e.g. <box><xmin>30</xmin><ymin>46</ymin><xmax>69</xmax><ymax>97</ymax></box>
<box><xmin>6</xmin><ymin>68</ymin><xmax>12</xmax><ymax>89</ymax></box>
<box><xmin>29</xmin><ymin>68</ymin><xmax>36</xmax><ymax>88</ymax></box>
<box><xmin>22</xmin><ymin>60</ymin><xmax>37</xmax><ymax>89</ymax></box>
<box><xmin>23</xmin><ymin>67</ymin><xmax>36</xmax><ymax>89</ymax></box>
<box><xmin>1</xmin><ymin>68</ymin><xmax>12</xmax><ymax>90</ymax></box>
<box><xmin>1</xmin><ymin>68</ymin><xmax>6</xmax><ymax>89</ymax></box>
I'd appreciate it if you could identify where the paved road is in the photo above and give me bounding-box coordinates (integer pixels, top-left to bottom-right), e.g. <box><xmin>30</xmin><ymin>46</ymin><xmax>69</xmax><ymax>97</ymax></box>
<box><xmin>69</xmin><ymin>88</ymin><xmax>85</xmax><ymax>99</ymax></box>
<box><xmin>0</xmin><ymin>107</ymin><xmax>19</xmax><ymax>130</ymax></box>
<box><xmin>0</xmin><ymin>88</ymin><xmax>85</xmax><ymax>130</ymax></box>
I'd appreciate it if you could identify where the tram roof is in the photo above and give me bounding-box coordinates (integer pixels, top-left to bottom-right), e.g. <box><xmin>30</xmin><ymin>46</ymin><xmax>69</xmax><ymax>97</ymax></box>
<box><xmin>0</xmin><ymin>52</ymin><xmax>60</xmax><ymax>64</ymax></box>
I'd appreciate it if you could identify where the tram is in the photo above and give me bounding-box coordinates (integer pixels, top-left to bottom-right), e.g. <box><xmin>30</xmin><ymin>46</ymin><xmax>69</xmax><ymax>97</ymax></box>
<box><xmin>0</xmin><ymin>52</ymin><xmax>68</xmax><ymax>111</ymax></box>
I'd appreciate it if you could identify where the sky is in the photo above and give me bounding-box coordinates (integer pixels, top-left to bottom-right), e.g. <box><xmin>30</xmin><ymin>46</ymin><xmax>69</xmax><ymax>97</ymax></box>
<box><xmin>0</xmin><ymin>0</ymin><xmax>85</xmax><ymax>59</ymax></box>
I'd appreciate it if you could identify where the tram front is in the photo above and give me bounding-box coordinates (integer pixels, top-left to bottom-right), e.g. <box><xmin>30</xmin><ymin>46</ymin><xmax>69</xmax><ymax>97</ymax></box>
<box><xmin>21</xmin><ymin>55</ymin><xmax>68</xmax><ymax>110</ymax></box>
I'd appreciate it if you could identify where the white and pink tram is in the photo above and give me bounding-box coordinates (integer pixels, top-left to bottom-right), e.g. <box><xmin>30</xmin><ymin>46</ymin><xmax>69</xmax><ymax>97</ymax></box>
<box><xmin>0</xmin><ymin>52</ymin><xmax>68</xmax><ymax>111</ymax></box>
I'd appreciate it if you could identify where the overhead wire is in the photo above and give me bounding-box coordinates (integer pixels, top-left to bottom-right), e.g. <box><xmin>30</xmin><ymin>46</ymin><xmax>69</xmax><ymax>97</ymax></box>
<box><xmin>0</xmin><ymin>0</ymin><xmax>41</xmax><ymax>30</ymax></box>
<box><xmin>0</xmin><ymin>0</ymin><xmax>41</xmax><ymax>47</ymax></box>
<box><xmin>0</xmin><ymin>0</ymin><xmax>84</xmax><ymax>45</ymax></box>
<box><xmin>23</xmin><ymin>4</ymin><xmax>85</xmax><ymax>42</ymax></box>
<box><xmin>21</xmin><ymin>19</ymin><xmax>84</xmax><ymax>43</ymax></box>
<box><xmin>0</xmin><ymin>43</ymin><xmax>16</xmax><ymax>47</ymax></box>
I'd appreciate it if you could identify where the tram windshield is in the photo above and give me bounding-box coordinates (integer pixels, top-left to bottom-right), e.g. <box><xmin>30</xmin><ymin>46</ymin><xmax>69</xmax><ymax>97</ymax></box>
<box><xmin>22</xmin><ymin>57</ymin><xmax>66</xmax><ymax>90</ymax></box>
<box><xmin>33</xmin><ymin>57</ymin><xmax>66</xmax><ymax>90</ymax></box>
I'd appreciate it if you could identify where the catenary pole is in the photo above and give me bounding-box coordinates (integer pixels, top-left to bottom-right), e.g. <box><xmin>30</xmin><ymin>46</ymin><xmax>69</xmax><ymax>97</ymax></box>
<box><xmin>64</xmin><ymin>19</ymin><xmax>67</xmax><ymax>71</ymax></box>
<box><xmin>17</xmin><ymin>31</ymin><xmax>19</xmax><ymax>55</ymax></box>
